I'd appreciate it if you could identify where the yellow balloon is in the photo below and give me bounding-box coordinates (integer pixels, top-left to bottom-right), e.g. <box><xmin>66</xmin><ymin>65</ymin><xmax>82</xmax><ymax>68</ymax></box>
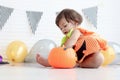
<box><xmin>6</xmin><ymin>41</ymin><xmax>28</xmax><ymax>63</ymax></box>
<box><xmin>101</xmin><ymin>46</ymin><xmax>115</xmax><ymax>66</ymax></box>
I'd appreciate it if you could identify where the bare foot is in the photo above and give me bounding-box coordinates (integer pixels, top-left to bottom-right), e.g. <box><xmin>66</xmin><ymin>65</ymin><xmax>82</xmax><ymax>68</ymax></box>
<box><xmin>36</xmin><ymin>54</ymin><xmax>51</xmax><ymax>67</ymax></box>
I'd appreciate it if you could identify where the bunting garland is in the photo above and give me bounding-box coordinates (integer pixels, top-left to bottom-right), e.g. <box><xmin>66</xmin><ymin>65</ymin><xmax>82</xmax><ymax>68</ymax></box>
<box><xmin>82</xmin><ymin>6</ymin><xmax>98</xmax><ymax>28</ymax></box>
<box><xmin>0</xmin><ymin>5</ymin><xmax>98</xmax><ymax>34</ymax></box>
<box><xmin>26</xmin><ymin>11</ymin><xmax>43</xmax><ymax>34</ymax></box>
<box><xmin>0</xmin><ymin>6</ymin><xmax>13</xmax><ymax>30</ymax></box>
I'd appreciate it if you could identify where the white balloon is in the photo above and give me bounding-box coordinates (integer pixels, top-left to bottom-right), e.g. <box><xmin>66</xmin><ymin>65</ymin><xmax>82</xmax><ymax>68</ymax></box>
<box><xmin>25</xmin><ymin>39</ymin><xmax>57</xmax><ymax>63</ymax></box>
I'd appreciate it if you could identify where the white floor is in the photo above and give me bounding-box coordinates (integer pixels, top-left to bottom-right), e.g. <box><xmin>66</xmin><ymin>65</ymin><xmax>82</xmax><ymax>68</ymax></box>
<box><xmin>0</xmin><ymin>63</ymin><xmax>120</xmax><ymax>80</ymax></box>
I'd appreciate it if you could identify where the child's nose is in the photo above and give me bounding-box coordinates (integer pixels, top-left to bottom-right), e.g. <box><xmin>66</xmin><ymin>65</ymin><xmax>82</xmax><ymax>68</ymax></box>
<box><xmin>63</xmin><ymin>28</ymin><xmax>66</xmax><ymax>32</ymax></box>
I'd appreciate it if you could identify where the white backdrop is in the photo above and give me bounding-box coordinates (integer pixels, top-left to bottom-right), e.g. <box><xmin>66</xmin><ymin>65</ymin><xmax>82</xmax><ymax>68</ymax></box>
<box><xmin>0</xmin><ymin>0</ymin><xmax>120</xmax><ymax>57</ymax></box>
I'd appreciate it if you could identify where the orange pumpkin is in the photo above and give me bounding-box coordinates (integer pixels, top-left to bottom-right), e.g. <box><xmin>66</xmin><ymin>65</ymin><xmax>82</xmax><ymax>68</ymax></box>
<box><xmin>48</xmin><ymin>47</ymin><xmax>77</xmax><ymax>68</ymax></box>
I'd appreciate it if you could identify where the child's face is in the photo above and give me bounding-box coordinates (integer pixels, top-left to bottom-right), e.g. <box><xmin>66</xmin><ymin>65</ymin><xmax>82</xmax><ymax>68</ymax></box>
<box><xmin>58</xmin><ymin>17</ymin><xmax>76</xmax><ymax>35</ymax></box>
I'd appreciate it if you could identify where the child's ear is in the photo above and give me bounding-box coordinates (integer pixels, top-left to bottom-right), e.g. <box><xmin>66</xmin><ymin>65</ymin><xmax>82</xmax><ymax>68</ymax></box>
<box><xmin>72</xmin><ymin>20</ymin><xmax>78</xmax><ymax>25</ymax></box>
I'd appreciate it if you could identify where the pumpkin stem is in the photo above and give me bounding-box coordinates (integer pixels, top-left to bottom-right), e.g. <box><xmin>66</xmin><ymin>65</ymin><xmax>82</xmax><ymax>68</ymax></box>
<box><xmin>64</xmin><ymin>48</ymin><xmax>67</xmax><ymax>50</ymax></box>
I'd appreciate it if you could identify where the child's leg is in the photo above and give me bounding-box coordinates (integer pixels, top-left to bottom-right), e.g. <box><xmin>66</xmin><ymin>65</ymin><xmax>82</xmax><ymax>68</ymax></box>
<box><xmin>79</xmin><ymin>52</ymin><xmax>104</xmax><ymax>68</ymax></box>
<box><xmin>36</xmin><ymin>54</ymin><xmax>51</xmax><ymax>67</ymax></box>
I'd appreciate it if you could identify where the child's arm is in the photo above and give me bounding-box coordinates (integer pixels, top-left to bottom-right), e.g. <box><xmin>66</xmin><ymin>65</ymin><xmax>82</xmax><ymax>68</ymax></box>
<box><xmin>64</xmin><ymin>29</ymin><xmax>81</xmax><ymax>48</ymax></box>
<box><xmin>61</xmin><ymin>28</ymin><xmax>74</xmax><ymax>47</ymax></box>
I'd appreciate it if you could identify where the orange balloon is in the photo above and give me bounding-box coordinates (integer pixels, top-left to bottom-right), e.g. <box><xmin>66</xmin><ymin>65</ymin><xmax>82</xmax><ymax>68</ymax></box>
<box><xmin>6</xmin><ymin>41</ymin><xmax>28</xmax><ymax>63</ymax></box>
<box><xmin>101</xmin><ymin>46</ymin><xmax>115</xmax><ymax>66</ymax></box>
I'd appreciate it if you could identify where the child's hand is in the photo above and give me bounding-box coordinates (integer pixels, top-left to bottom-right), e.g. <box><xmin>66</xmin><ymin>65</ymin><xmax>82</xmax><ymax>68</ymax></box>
<box><xmin>61</xmin><ymin>29</ymin><xmax>73</xmax><ymax>46</ymax></box>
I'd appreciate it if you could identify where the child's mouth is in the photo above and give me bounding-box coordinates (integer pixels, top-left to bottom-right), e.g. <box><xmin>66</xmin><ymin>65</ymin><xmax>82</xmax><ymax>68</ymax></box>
<box><xmin>64</xmin><ymin>32</ymin><xmax>68</xmax><ymax>34</ymax></box>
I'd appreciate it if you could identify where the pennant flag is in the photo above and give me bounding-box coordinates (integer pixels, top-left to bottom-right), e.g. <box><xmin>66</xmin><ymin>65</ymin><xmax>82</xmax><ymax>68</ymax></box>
<box><xmin>82</xmin><ymin>6</ymin><xmax>98</xmax><ymax>28</ymax></box>
<box><xmin>26</xmin><ymin>11</ymin><xmax>43</xmax><ymax>34</ymax></box>
<box><xmin>0</xmin><ymin>6</ymin><xmax>13</xmax><ymax>30</ymax></box>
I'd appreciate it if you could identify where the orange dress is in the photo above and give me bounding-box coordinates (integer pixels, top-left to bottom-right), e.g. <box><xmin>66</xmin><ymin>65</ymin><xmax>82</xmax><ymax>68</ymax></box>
<box><xmin>73</xmin><ymin>28</ymin><xmax>107</xmax><ymax>63</ymax></box>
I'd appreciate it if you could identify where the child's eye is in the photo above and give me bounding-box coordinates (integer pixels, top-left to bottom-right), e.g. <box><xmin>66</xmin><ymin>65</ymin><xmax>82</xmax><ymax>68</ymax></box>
<box><xmin>64</xmin><ymin>25</ymin><xmax>67</xmax><ymax>28</ymax></box>
<box><xmin>60</xmin><ymin>27</ymin><xmax>63</xmax><ymax>30</ymax></box>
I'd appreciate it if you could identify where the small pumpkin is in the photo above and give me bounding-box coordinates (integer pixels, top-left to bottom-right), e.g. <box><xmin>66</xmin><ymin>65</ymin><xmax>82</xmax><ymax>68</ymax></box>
<box><xmin>48</xmin><ymin>47</ymin><xmax>77</xmax><ymax>68</ymax></box>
